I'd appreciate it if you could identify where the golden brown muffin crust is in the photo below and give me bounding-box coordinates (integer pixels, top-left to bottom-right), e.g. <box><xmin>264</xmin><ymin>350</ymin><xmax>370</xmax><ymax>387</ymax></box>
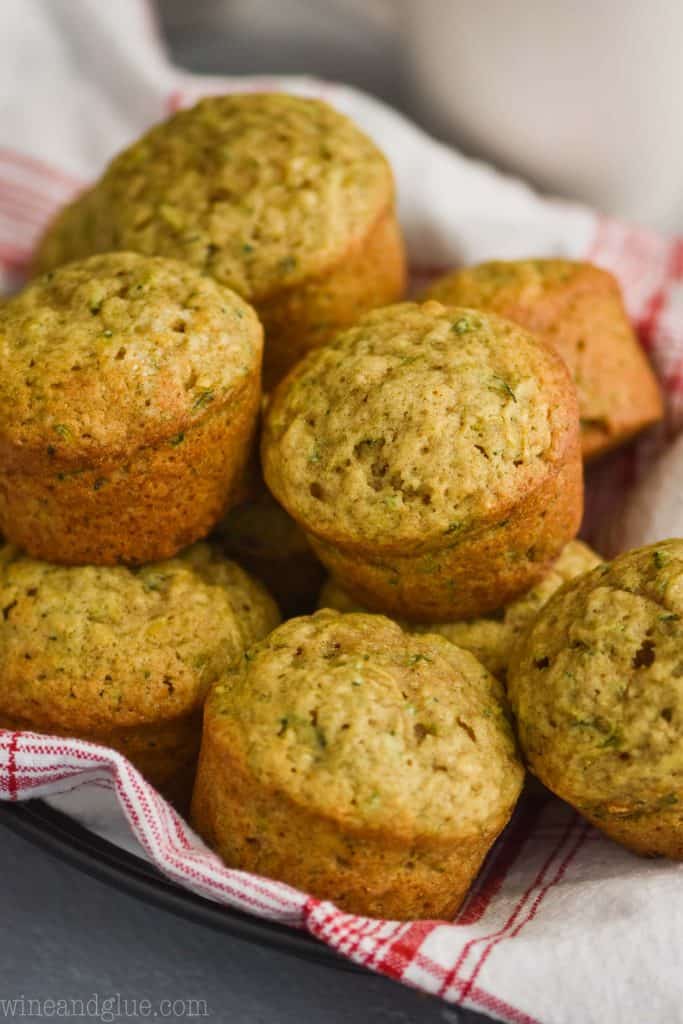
<box><xmin>0</xmin><ymin>252</ymin><xmax>261</xmax><ymax>467</ymax></box>
<box><xmin>192</xmin><ymin>610</ymin><xmax>523</xmax><ymax>917</ymax></box>
<box><xmin>0</xmin><ymin>542</ymin><xmax>279</xmax><ymax>805</ymax></box>
<box><xmin>508</xmin><ymin>539</ymin><xmax>683</xmax><ymax>857</ymax></box>
<box><xmin>305</xmin><ymin>447</ymin><xmax>582</xmax><ymax>622</ymax></box>
<box><xmin>263</xmin><ymin>301</ymin><xmax>578</xmax><ymax>553</ymax></box>
<box><xmin>256</xmin><ymin>206</ymin><xmax>405</xmax><ymax>389</ymax></box>
<box><xmin>34</xmin><ymin>94</ymin><xmax>394</xmax><ymax>302</ymax></box>
<box><xmin>0</xmin><ymin>253</ymin><xmax>263</xmax><ymax>564</ymax></box>
<box><xmin>319</xmin><ymin>540</ymin><xmax>602</xmax><ymax>679</ymax></box>
<box><xmin>0</xmin><ymin>381</ymin><xmax>260</xmax><ymax>567</ymax></box>
<box><xmin>34</xmin><ymin>94</ymin><xmax>405</xmax><ymax>390</ymax></box>
<box><xmin>263</xmin><ymin>300</ymin><xmax>582</xmax><ymax>620</ymax></box>
<box><xmin>211</xmin><ymin>611</ymin><xmax>520</xmax><ymax>834</ymax></box>
<box><xmin>424</xmin><ymin>259</ymin><xmax>663</xmax><ymax>459</ymax></box>
<box><xmin>0</xmin><ymin>542</ymin><xmax>279</xmax><ymax>731</ymax></box>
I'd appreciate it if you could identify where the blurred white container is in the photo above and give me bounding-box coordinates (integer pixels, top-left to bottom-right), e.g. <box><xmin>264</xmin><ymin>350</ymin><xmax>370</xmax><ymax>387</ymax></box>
<box><xmin>171</xmin><ymin>0</ymin><xmax>683</xmax><ymax>229</ymax></box>
<box><xmin>401</xmin><ymin>0</ymin><xmax>683</xmax><ymax>230</ymax></box>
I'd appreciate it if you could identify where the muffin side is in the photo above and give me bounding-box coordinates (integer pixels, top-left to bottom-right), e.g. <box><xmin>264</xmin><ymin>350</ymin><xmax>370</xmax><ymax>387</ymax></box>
<box><xmin>508</xmin><ymin>539</ymin><xmax>683</xmax><ymax>857</ymax></box>
<box><xmin>424</xmin><ymin>259</ymin><xmax>663</xmax><ymax>459</ymax></box>
<box><xmin>258</xmin><ymin>207</ymin><xmax>405</xmax><ymax>389</ymax></box>
<box><xmin>319</xmin><ymin>540</ymin><xmax>602</xmax><ymax>679</ymax></box>
<box><xmin>307</xmin><ymin>446</ymin><xmax>582</xmax><ymax>621</ymax></box>
<box><xmin>191</xmin><ymin>610</ymin><xmax>524</xmax><ymax>919</ymax></box>
<box><xmin>0</xmin><ymin>543</ymin><xmax>279</xmax><ymax>804</ymax></box>
<box><xmin>0</xmin><ymin>253</ymin><xmax>263</xmax><ymax>563</ymax></box>
<box><xmin>263</xmin><ymin>302</ymin><xmax>583</xmax><ymax>619</ymax></box>
<box><xmin>2</xmin><ymin>384</ymin><xmax>259</xmax><ymax>565</ymax></box>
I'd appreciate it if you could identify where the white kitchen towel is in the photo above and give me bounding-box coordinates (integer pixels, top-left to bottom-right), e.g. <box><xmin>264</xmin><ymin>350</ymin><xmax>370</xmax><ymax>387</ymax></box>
<box><xmin>1</xmin><ymin>3</ymin><xmax>683</xmax><ymax>1024</ymax></box>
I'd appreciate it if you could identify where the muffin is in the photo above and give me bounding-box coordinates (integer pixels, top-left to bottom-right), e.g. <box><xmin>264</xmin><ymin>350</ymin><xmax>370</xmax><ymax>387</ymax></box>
<box><xmin>0</xmin><ymin>252</ymin><xmax>262</xmax><ymax>565</ymax></box>
<box><xmin>0</xmin><ymin>543</ymin><xmax>280</xmax><ymax>806</ymax></box>
<box><xmin>319</xmin><ymin>540</ymin><xmax>602</xmax><ymax>680</ymax></box>
<box><xmin>215</xmin><ymin>482</ymin><xmax>324</xmax><ymax>618</ymax></box>
<box><xmin>263</xmin><ymin>301</ymin><xmax>583</xmax><ymax>622</ymax></box>
<box><xmin>508</xmin><ymin>539</ymin><xmax>683</xmax><ymax>858</ymax></box>
<box><xmin>34</xmin><ymin>93</ymin><xmax>406</xmax><ymax>390</ymax></box>
<box><xmin>191</xmin><ymin>610</ymin><xmax>523</xmax><ymax>919</ymax></box>
<box><xmin>424</xmin><ymin>259</ymin><xmax>663</xmax><ymax>459</ymax></box>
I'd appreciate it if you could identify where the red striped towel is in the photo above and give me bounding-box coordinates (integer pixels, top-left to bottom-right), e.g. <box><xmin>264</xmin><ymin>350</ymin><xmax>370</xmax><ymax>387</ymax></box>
<box><xmin>1</xmin><ymin>3</ymin><xmax>682</xmax><ymax>1022</ymax></box>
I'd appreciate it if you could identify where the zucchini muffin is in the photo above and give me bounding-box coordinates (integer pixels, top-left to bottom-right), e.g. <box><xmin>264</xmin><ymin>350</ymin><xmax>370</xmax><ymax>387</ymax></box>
<box><xmin>263</xmin><ymin>301</ymin><xmax>583</xmax><ymax>622</ymax></box>
<box><xmin>215</xmin><ymin>481</ymin><xmax>324</xmax><ymax>618</ymax></box>
<box><xmin>319</xmin><ymin>540</ymin><xmax>602</xmax><ymax>680</ymax></box>
<box><xmin>508</xmin><ymin>539</ymin><xmax>683</xmax><ymax>858</ymax></box>
<box><xmin>34</xmin><ymin>93</ymin><xmax>406</xmax><ymax>390</ymax></box>
<box><xmin>424</xmin><ymin>259</ymin><xmax>663</xmax><ymax>459</ymax></box>
<box><xmin>191</xmin><ymin>610</ymin><xmax>523</xmax><ymax>919</ymax></box>
<box><xmin>0</xmin><ymin>252</ymin><xmax>262</xmax><ymax>565</ymax></box>
<box><xmin>0</xmin><ymin>543</ymin><xmax>279</xmax><ymax>806</ymax></box>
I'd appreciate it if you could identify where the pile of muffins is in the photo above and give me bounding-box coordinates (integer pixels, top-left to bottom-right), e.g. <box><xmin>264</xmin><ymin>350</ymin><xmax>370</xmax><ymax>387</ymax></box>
<box><xmin>0</xmin><ymin>92</ymin><xmax>679</xmax><ymax>921</ymax></box>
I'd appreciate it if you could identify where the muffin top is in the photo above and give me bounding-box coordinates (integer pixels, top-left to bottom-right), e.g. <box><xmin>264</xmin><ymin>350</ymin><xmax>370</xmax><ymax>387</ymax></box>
<box><xmin>0</xmin><ymin>542</ymin><xmax>279</xmax><ymax>729</ymax></box>
<box><xmin>425</xmin><ymin>259</ymin><xmax>591</xmax><ymax>312</ymax></box>
<box><xmin>263</xmin><ymin>301</ymin><xmax>578</xmax><ymax>550</ymax></box>
<box><xmin>35</xmin><ymin>94</ymin><xmax>394</xmax><ymax>302</ymax></box>
<box><xmin>424</xmin><ymin>259</ymin><xmax>661</xmax><ymax>450</ymax></box>
<box><xmin>208</xmin><ymin>610</ymin><xmax>523</xmax><ymax>837</ymax></box>
<box><xmin>0</xmin><ymin>252</ymin><xmax>262</xmax><ymax>467</ymax></box>
<box><xmin>320</xmin><ymin>540</ymin><xmax>601</xmax><ymax>678</ymax></box>
<box><xmin>508</xmin><ymin>539</ymin><xmax>683</xmax><ymax>810</ymax></box>
<box><xmin>318</xmin><ymin>575</ymin><xmax>509</xmax><ymax>677</ymax></box>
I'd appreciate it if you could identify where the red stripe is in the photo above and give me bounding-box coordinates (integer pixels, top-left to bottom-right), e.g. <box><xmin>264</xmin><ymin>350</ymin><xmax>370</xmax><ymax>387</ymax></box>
<box><xmin>0</xmin><ymin>203</ymin><xmax>49</xmax><ymax>232</ymax></box>
<box><xmin>0</xmin><ymin>243</ymin><xmax>32</xmax><ymax>278</ymax></box>
<box><xmin>0</xmin><ymin>720</ymin><xmax>594</xmax><ymax>1020</ymax></box>
<box><xmin>459</xmin><ymin>820</ymin><xmax>590</xmax><ymax>1004</ymax></box>
<box><xmin>306</xmin><ymin>903</ymin><xmax>394</xmax><ymax>968</ymax></box>
<box><xmin>302</xmin><ymin>896</ymin><xmax>323</xmax><ymax>921</ymax></box>
<box><xmin>1</xmin><ymin>759</ymin><xmax>106</xmax><ymax>777</ymax></box>
<box><xmin>0</xmin><ymin>177</ymin><xmax>63</xmax><ymax>213</ymax></box>
<box><xmin>0</xmin><ymin>148</ymin><xmax>83</xmax><ymax>190</ymax></box>
<box><xmin>4</xmin><ymin>768</ymin><xmax>96</xmax><ymax>793</ymax></box>
<box><xmin>112</xmin><ymin>761</ymin><xmax>302</xmax><ymax>916</ymax></box>
<box><xmin>665</xmin><ymin>364</ymin><xmax>683</xmax><ymax>397</ymax></box>
<box><xmin>0</xmin><ymin>183</ymin><xmax>61</xmax><ymax>225</ymax></box>
<box><xmin>356</xmin><ymin>938</ymin><xmax>543</xmax><ymax>1024</ymax></box>
<box><xmin>636</xmin><ymin>287</ymin><xmax>667</xmax><ymax>352</ymax></box>
<box><xmin>9</xmin><ymin>734</ymin><xmax>303</xmax><ymax>916</ymax></box>
<box><xmin>469</xmin><ymin>984</ymin><xmax>542</xmax><ymax>1024</ymax></box>
<box><xmin>670</xmin><ymin>238</ymin><xmax>683</xmax><ymax>279</ymax></box>
<box><xmin>0</xmin><ymin>241</ymin><xmax>31</xmax><ymax>262</ymax></box>
<box><xmin>303</xmin><ymin>899</ymin><xmax>334</xmax><ymax>940</ymax></box>
<box><xmin>343</xmin><ymin>916</ymin><xmax>387</xmax><ymax>964</ymax></box>
<box><xmin>374</xmin><ymin>920</ymin><xmax>439</xmax><ymax>977</ymax></box>
<box><xmin>636</xmin><ymin>238</ymin><xmax>682</xmax><ymax>350</ymax></box>
<box><xmin>585</xmin><ymin>213</ymin><xmax>609</xmax><ymax>262</ymax></box>
<box><xmin>439</xmin><ymin>811</ymin><xmax>578</xmax><ymax>998</ymax></box>
<box><xmin>507</xmin><ymin>822</ymin><xmax>591</xmax><ymax>936</ymax></box>
<box><xmin>169</xmin><ymin>803</ymin><xmax>193</xmax><ymax>851</ymax></box>
<box><xmin>7</xmin><ymin>731</ymin><xmax>19</xmax><ymax>800</ymax></box>
<box><xmin>166</xmin><ymin>89</ymin><xmax>185</xmax><ymax>114</ymax></box>
<box><xmin>456</xmin><ymin>795</ymin><xmax>548</xmax><ymax>925</ymax></box>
